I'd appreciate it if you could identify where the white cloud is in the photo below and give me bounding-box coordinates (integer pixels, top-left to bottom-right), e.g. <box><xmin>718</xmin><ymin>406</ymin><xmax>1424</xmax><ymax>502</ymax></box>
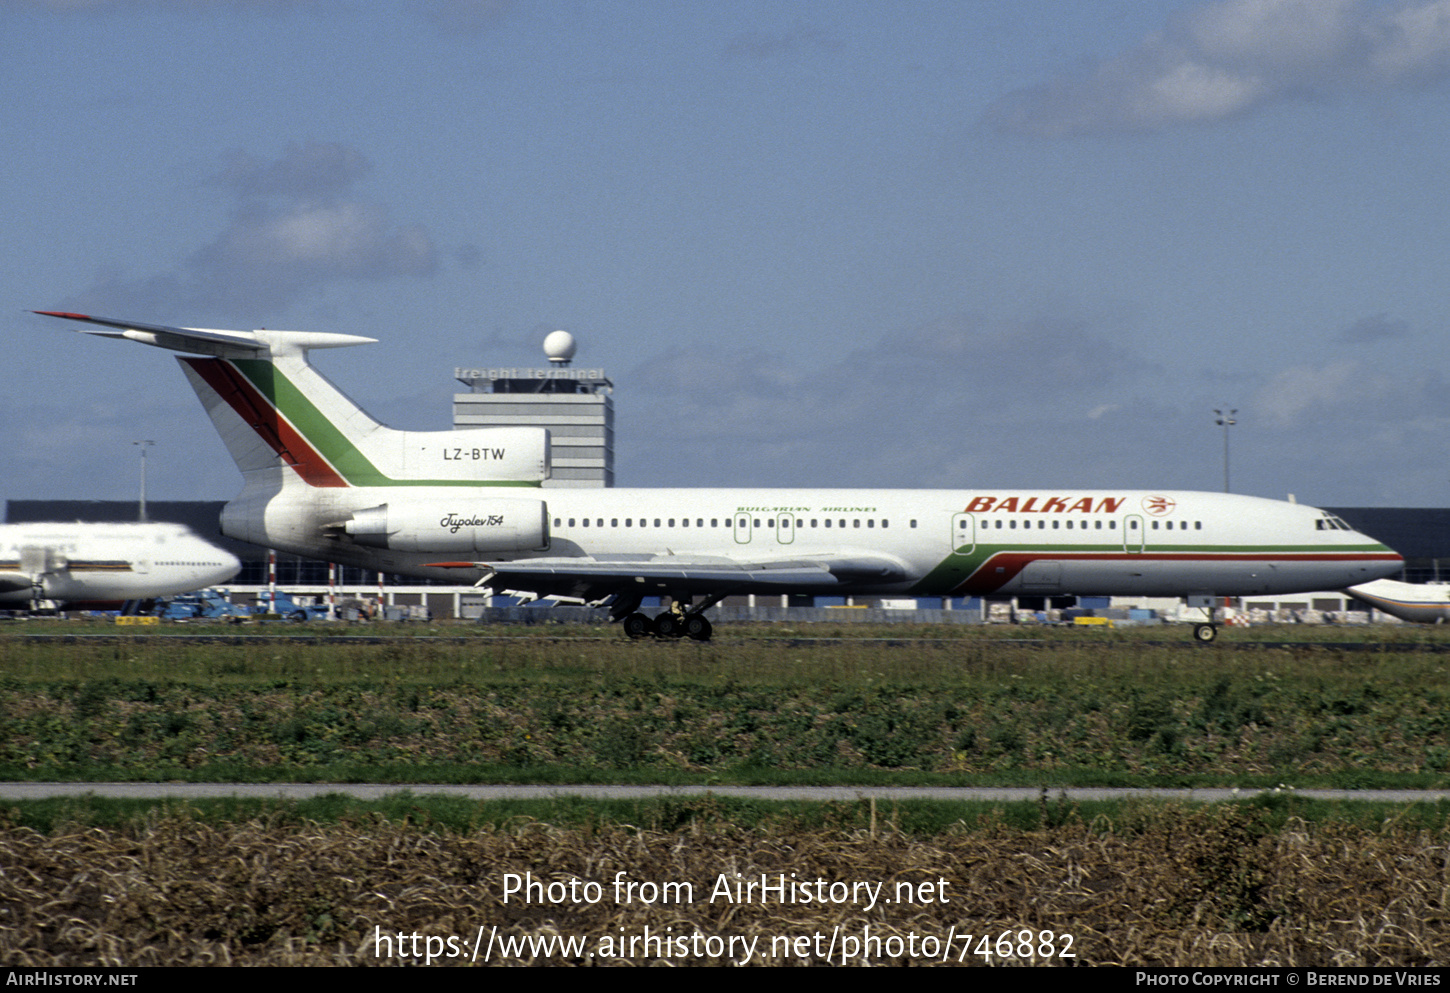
<box><xmin>65</xmin><ymin>142</ymin><xmax>437</xmax><ymax>320</ymax></box>
<box><xmin>1253</xmin><ymin>358</ymin><xmax>1441</xmax><ymax>426</ymax></box>
<box><xmin>985</xmin><ymin>0</ymin><xmax>1450</xmax><ymax>135</ymax></box>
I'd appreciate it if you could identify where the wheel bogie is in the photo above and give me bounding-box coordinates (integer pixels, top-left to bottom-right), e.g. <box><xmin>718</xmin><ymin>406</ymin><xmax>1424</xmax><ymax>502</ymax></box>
<box><xmin>621</xmin><ymin>612</ymin><xmax>652</xmax><ymax>639</ymax></box>
<box><xmin>652</xmin><ymin>612</ymin><xmax>685</xmax><ymax>638</ymax></box>
<box><xmin>683</xmin><ymin>614</ymin><xmax>713</xmax><ymax>642</ymax></box>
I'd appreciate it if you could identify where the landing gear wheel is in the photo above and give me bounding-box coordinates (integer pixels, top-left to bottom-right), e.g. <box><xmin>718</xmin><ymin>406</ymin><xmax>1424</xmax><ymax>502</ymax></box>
<box><xmin>683</xmin><ymin>614</ymin><xmax>713</xmax><ymax>642</ymax></box>
<box><xmin>1193</xmin><ymin>623</ymin><xmax>1218</xmax><ymax>643</ymax></box>
<box><xmin>652</xmin><ymin>613</ymin><xmax>685</xmax><ymax>638</ymax></box>
<box><xmin>622</xmin><ymin>612</ymin><xmax>651</xmax><ymax>639</ymax></box>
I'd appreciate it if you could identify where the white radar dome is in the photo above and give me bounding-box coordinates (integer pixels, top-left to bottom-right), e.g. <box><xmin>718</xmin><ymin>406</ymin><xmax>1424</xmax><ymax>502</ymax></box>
<box><xmin>543</xmin><ymin>330</ymin><xmax>577</xmax><ymax>364</ymax></box>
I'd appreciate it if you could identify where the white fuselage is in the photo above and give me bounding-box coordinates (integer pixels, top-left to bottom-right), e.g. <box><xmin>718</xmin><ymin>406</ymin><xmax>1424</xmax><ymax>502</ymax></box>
<box><xmin>0</xmin><ymin>523</ymin><xmax>241</xmax><ymax>607</ymax></box>
<box><xmin>233</xmin><ymin>483</ymin><xmax>1402</xmax><ymax>599</ymax></box>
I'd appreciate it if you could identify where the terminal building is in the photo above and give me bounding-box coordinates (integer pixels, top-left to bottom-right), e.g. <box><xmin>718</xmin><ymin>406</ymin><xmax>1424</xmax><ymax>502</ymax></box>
<box><xmin>452</xmin><ymin>331</ymin><xmax>613</xmax><ymax>488</ymax></box>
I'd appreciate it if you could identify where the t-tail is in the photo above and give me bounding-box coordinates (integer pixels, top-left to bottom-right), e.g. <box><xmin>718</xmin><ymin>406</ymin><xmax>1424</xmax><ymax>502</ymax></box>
<box><xmin>34</xmin><ymin>311</ymin><xmax>551</xmax><ymax>554</ymax></box>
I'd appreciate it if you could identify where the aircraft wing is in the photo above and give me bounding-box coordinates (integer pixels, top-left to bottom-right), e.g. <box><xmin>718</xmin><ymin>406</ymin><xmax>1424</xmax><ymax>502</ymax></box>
<box><xmin>427</xmin><ymin>553</ymin><xmax>910</xmax><ymax>602</ymax></box>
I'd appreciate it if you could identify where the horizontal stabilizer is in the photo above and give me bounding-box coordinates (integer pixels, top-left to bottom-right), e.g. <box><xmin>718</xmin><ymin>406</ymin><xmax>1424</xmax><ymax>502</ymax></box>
<box><xmin>33</xmin><ymin>311</ymin><xmax>375</xmax><ymax>358</ymax></box>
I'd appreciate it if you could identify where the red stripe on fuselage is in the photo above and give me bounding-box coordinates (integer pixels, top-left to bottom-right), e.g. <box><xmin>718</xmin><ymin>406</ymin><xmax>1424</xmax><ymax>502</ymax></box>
<box><xmin>952</xmin><ymin>551</ymin><xmax>1403</xmax><ymax>596</ymax></box>
<box><xmin>182</xmin><ymin>358</ymin><xmax>349</xmax><ymax>487</ymax></box>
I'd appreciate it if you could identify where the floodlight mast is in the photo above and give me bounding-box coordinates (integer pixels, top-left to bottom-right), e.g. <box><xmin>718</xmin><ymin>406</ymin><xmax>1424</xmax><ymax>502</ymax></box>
<box><xmin>1213</xmin><ymin>408</ymin><xmax>1237</xmax><ymax>493</ymax></box>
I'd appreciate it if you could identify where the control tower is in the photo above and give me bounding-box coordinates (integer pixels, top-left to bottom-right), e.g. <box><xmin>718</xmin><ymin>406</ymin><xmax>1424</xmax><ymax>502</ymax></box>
<box><xmin>452</xmin><ymin>331</ymin><xmax>614</xmax><ymax>487</ymax></box>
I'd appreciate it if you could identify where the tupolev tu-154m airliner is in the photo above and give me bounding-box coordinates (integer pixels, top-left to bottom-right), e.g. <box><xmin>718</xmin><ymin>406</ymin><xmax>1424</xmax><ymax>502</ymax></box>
<box><xmin>35</xmin><ymin>311</ymin><xmax>1404</xmax><ymax>642</ymax></box>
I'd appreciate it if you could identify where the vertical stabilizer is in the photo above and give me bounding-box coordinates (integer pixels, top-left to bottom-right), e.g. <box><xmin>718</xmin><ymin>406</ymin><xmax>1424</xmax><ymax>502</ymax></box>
<box><xmin>36</xmin><ymin>311</ymin><xmax>550</xmax><ymax>488</ymax></box>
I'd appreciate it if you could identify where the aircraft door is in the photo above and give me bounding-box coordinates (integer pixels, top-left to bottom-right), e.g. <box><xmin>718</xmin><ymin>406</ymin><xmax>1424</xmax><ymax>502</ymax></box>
<box><xmin>950</xmin><ymin>513</ymin><xmax>976</xmax><ymax>555</ymax></box>
<box><xmin>1124</xmin><ymin>515</ymin><xmax>1144</xmax><ymax>553</ymax></box>
<box><xmin>733</xmin><ymin>513</ymin><xmax>753</xmax><ymax>545</ymax></box>
<box><xmin>776</xmin><ymin>512</ymin><xmax>795</xmax><ymax>545</ymax></box>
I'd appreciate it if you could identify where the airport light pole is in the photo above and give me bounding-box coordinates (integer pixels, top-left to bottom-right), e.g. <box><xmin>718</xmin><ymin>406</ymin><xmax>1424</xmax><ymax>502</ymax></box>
<box><xmin>1212</xmin><ymin>409</ymin><xmax>1236</xmax><ymax>493</ymax></box>
<box><xmin>133</xmin><ymin>440</ymin><xmax>154</xmax><ymax>521</ymax></box>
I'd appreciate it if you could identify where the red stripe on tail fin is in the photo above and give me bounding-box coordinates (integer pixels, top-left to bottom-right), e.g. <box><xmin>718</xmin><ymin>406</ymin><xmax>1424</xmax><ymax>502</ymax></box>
<box><xmin>182</xmin><ymin>358</ymin><xmax>350</xmax><ymax>487</ymax></box>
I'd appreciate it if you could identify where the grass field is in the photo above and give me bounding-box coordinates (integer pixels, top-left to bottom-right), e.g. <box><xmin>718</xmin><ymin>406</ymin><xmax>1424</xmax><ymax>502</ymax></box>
<box><xmin>1</xmin><ymin>621</ymin><xmax>1448</xmax><ymax>966</ymax></box>
<box><xmin>1</xmin><ymin>621</ymin><xmax>1447</xmax><ymax>788</ymax></box>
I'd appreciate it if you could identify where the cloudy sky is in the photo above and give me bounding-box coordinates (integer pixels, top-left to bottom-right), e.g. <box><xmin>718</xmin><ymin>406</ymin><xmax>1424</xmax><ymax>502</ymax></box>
<box><xmin>6</xmin><ymin>0</ymin><xmax>1449</xmax><ymax>508</ymax></box>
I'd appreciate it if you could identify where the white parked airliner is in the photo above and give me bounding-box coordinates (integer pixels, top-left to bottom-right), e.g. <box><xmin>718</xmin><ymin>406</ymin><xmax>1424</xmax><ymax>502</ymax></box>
<box><xmin>35</xmin><ymin>311</ymin><xmax>1403</xmax><ymax>641</ymax></box>
<box><xmin>0</xmin><ymin>521</ymin><xmax>241</xmax><ymax>610</ymax></box>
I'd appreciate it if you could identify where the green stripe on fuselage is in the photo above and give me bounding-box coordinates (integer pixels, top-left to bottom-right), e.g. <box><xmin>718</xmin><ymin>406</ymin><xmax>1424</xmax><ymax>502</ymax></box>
<box><xmin>908</xmin><ymin>540</ymin><xmax>1395</xmax><ymax>596</ymax></box>
<box><xmin>232</xmin><ymin>359</ymin><xmax>537</xmax><ymax>488</ymax></box>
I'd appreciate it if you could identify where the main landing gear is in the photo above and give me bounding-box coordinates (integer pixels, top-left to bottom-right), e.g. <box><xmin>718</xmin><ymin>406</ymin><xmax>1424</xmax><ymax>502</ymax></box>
<box><xmin>1193</xmin><ymin>622</ymin><xmax>1218</xmax><ymax>643</ymax></box>
<box><xmin>612</xmin><ymin>593</ymin><xmax>719</xmax><ymax>642</ymax></box>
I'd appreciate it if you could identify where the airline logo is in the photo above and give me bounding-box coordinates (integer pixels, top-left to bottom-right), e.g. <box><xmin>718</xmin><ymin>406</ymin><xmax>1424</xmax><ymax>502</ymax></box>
<box><xmin>961</xmin><ymin>496</ymin><xmax>1126</xmax><ymax>514</ymax></box>
<box><xmin>1142</xmin><ymin>495</ymin><xmax>1176</xmax><ymax>516</ymax></box>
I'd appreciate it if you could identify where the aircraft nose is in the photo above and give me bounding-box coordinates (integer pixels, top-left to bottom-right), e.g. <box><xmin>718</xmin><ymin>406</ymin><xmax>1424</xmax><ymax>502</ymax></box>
<box><xmin>1359</xmin><ymin>536</ymin><xmax>1404</xmax><ymax>581</ymax></box>
<box><xmin>207</xmin><ymin>549</ymin><xmax>243</xmax><ymax>586</ymax></box>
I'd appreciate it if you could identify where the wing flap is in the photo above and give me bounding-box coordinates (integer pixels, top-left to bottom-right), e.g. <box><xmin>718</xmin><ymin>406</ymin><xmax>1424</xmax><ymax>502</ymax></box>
<box><xmin>433</xmin><ymin>553</ymin><xmax>910</xmax><ymax>600</ymax></box>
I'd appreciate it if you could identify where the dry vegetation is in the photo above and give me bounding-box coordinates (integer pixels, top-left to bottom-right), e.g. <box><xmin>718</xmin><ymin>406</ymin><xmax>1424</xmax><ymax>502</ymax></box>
<box><xmin>0</xmin><ymin>803</ymin><xmax>1448</xmax><ymax>966</ymax></box>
